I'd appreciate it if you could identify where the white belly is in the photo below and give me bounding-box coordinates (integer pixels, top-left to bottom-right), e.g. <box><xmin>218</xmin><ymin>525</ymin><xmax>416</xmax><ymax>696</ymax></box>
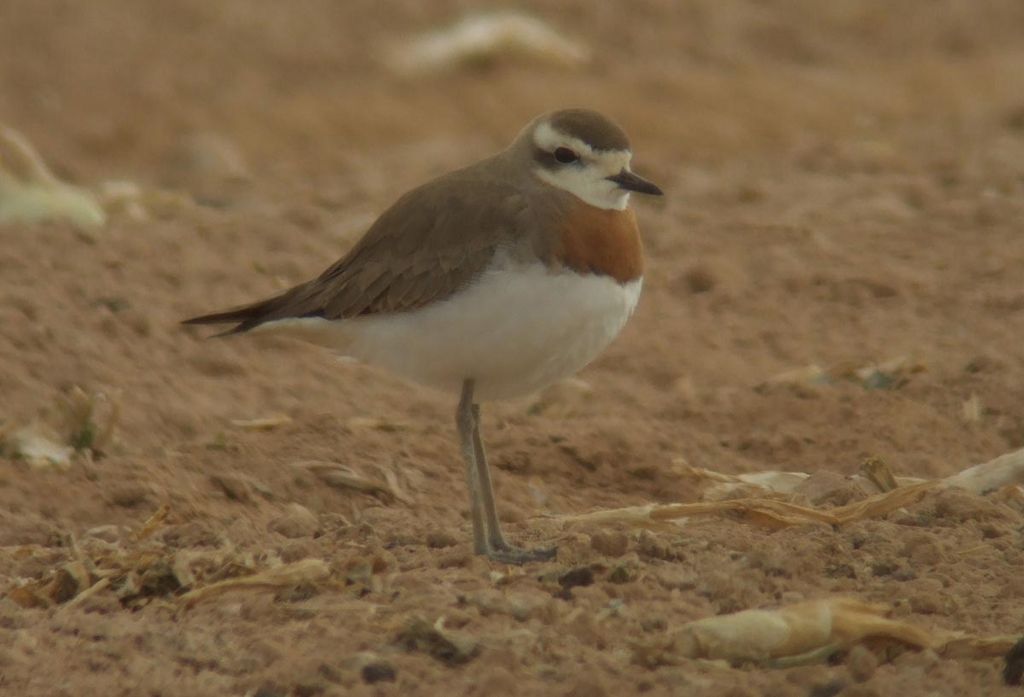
<box><xmin>258</xmin><ymin>262</ymin><xmax>642</xmax><ymax>401</ymax></box>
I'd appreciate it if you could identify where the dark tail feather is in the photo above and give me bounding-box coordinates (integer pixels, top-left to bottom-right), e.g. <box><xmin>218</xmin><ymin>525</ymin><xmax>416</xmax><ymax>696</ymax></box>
<box><xmin>183</xmin><ymin>281</ymin><xmax>315</xmax><ymax>336</ymax></box>
<box><xmin>181</xmin><ymin>300</ymin><xmax>276</xmax><ymax>337</ymax></box>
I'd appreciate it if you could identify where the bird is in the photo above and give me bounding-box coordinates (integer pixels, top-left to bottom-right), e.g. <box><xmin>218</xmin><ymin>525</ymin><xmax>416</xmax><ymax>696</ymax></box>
<box><xmin>184</xmin><ymin>108</ymin><xmax>663</xmax><ymax>564</ymax></box>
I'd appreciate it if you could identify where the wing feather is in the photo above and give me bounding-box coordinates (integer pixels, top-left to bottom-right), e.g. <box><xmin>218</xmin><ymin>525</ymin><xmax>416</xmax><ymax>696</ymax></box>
<box><xmin>183</xmin><ymin>170</ymin><xmax>532</xmax><ymax>333</ymax></box>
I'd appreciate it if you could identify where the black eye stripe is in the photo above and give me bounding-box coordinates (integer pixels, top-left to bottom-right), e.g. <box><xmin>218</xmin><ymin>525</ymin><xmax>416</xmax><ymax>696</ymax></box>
<box><xmin>554</xmin><ymin>147</ymin><xmax>579</xmax><ymax>164</ymax></box>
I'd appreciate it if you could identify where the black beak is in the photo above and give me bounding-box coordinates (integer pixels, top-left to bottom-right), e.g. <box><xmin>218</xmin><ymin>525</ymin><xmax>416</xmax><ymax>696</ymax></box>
<box><xmin>607</xmin><ymin>169</ymin><xmax>663</xmax><ymax>196</ymax></box>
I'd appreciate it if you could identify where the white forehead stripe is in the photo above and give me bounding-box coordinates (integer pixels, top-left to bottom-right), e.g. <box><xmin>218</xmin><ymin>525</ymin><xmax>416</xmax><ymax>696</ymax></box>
<box><xmin>532</xmin><ymin>121</ymin><xmax>631</xmax><ymax>158</ymax></box>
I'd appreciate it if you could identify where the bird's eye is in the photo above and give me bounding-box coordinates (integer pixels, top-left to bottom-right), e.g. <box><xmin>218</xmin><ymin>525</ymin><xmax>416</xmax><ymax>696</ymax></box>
<box><xmin>554</xmin><ymin>147</ymin><xmax>579</xmax><ymax>164</ymax></box>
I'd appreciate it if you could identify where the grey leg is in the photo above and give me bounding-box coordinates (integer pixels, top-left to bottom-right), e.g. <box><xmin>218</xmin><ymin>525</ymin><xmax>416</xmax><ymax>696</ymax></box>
<box><xmin>457</xmin><ymin>380</ymin><xmax>486</xmax><ymax>555</ymax></box>
<box><xmin>467</xmin><ymin>394</ymin><xmax>557</xmax><ymax>564</ymax></box>
<box><xmin>470</xmin><ymin>403</ymin><xmax>512</xmax><ymax>551</ymax></box>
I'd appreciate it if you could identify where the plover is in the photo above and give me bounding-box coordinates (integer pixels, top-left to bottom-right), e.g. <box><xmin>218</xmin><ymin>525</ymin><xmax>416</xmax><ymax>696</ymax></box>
<box><xmin>185</xmin><ymin>108</ymin><xmax>663</xmax><ymax>563</ymax></box>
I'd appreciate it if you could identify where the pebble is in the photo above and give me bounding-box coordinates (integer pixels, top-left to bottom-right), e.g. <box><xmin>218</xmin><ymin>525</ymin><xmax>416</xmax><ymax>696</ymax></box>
<box><xmin>558</xmin><ymin>566</ymin><xmax>595</xmax><ymax>591</ymax></box>
<box><xmin>83</xmin><ymin>524</ymin><xmax>121</xmax><ymax>543</ymax></box>
<box><xmin>590</xmin><ymin>530</ymin><xmax>629</xmax><ymax>557</ymax></box>
<box><xmin>425</xmin><ymin>530</ymin><xmax>457</xmax><ymax>548</ymax></box>
<box><xmin>901</xmin><ymin>533</ymin><xmax>945</xmax><ymax>566</ymax></box>
<box><xmin>361</xmin><ymin>661</ymin><xmax>397</xmax><ymax>684</ymax></box>
<box><xmin>268</xmin><ymin>503</ymin><xmax>320</xmax><ymax>538</ymax></box>
<box><xmin>846</xmin><ymin>645</ymin><xmax>878</xmax><ymax>682</ymax></box>
<box><xmin>1004</xmin><ymin>636</ymin><xmax>1024</xmax><ymax>686</ymax></box>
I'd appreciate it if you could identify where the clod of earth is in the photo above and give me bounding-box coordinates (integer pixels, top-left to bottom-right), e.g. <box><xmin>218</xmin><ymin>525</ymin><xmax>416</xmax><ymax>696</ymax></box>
<box><xmin>1004</xmin><ymin>637</ymin><xmax>1024</xmax><ymax>686</ymax></box>
<box><xmin>395</xmin><ymin>617</ymin><xmax>480</xmax><ymax>666</ymax></box>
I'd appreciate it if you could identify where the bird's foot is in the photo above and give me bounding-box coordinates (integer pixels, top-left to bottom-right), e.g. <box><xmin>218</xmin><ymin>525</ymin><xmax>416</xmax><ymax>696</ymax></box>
<box><xmin>484</xmin><ymin>541</ymin><xmax>557</xmax><ymax>564</ymax></box>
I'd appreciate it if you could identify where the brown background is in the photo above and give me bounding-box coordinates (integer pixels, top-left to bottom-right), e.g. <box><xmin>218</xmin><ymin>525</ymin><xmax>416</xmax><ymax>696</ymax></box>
<box><xmin>2</xmin><ymin>1</ymin><xmax>1024</xmax><ymax>695</ymax></box>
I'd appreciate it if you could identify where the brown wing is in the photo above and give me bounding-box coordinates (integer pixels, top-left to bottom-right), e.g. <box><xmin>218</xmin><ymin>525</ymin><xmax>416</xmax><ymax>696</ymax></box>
<box><xmin>183</xmin><ymin>170</ymin><xmax>531</xmax><ymax>334</ymax></box>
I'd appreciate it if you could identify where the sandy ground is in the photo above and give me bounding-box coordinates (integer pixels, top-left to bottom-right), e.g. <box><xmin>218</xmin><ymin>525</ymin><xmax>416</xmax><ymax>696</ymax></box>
<box><xmin>2</xmin><ymin>1</ymin><xmax>1024</xmax><ymax>695</ymax></box>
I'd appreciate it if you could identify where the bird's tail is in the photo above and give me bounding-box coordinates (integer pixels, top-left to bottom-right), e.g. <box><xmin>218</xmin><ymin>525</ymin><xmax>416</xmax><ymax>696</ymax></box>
<box><xmin>181</xmin><ymin>297</ymin><xmax>281</xmax><ymax>336</ymax></box>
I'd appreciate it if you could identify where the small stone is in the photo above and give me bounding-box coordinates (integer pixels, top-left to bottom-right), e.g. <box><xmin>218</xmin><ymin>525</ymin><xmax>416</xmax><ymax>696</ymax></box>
<box><xmin>395</xmin><ymin>618</ymin><xmax>479</xmax><ymax>665</ymax></box>
<box><xmin>636</xmin><ymin>530</ymin><xmax>675</xmax><ymax>561</ymax></box>
<box><xmin>84</xmin><ymin>525</ymin><xmax>120</xmax><ymax>543</ymax></box>
<box><xmin>361</xmin><ymin>661</ymin><xmax>396</xmax><ymax>684</ymax></box>
<box><xmin>344</xmin><ymin>559</ymin><xmax>374</xmax><ymax>586</ymax></box>
<box><xmin>317</xmin><ymin>663</ymin><xmax>341</xmax><ymax>684</ymax></box>
<box><xmin>164</xmin><ymin>131</ymin><xmax>251</xmax><ymax>205</ymax></box>
<box><xmin>108</xmin><ymin>483</ymin><xmax>149</xmax><ymax>508</ymax></box>
<box><xmin>901</xmin><ymin>533</ymin><xmax>944</xmax><ymax>566</ymax></box>
<box><xmin>793</xmin><ymin>470</ymin><xmax>865</xmax><ymax>507</ymax></box>
<box><xmin>253</xmin><ymin>686</ymin><xmax>286</xmax><ymax>697</ymax></box>
<box><xmin>471</xmin><ymin>666</ymin><xmax>518</xmax><ymax>696</ymax></box>
<box><xmin>870</xmin><ymin>560</ymin><xmax>899</xmax><ymax>577</ymax></box>
<box><xmin>74</xmin><ymin>592</ymin><xmax>121</xmax><ymax>614</ymax></box>
<box><xmin>46</xmin><ymin>567</ymin><xmax>84</xmax><ymax>604</ymax></box>
<box><xmin>558</xmin><ymin>566</ymin><xmax>595</xmax><ymax>591</ymax></box>
<box><xmin>278</xmin><ymin>539</ymin><xmax>320</xmax><ymax>563</ymax></box>
<box><xmin>565</xmin><ymin>678</ymin><xmax>609</xmax><ymax>697</ymax></box>
<box><xmin>590</xmin><ymin>530</ymin><xmax>629</xmax><ymax>557</ymax></box>
<box><xmin>640</xmin><ymin>616</ymin><xmax>667</xmax><ymax>632</ymax></box>
<box><xmin>274</xmin><ymin>583</ymin><xmax>318</xmax><ymax>603</ymax></box>
<box><xmin>681</xmin><ymin>264</ymin><xmax>716</xmax><ymax>293</ymax></box>
<box><xmin>908</xmin><ymin>591</ymin><xmax>948</xmax><ymax>615</ymax></box>
<box><xmin>808</xmin><ymin>681</ymin><xmax>848</xmax><ymax>697</ymax></box>
<box><xmin>528</xmin><ymin>377</ymin><xmax>594</xmax><ymax>417</ymax></box>
<box><xmin>1004</xmin><ymin>636</ymin><xmax>1024</xmax><ymax>685</ymax></box>
<box><xmin>894</xmin><ymin>647</ymin><xmax>939</xmax><ymax>671</ymax></box>
<box><xmin>293</xmin><ymin>681</ymin><xmax>326</xmax><ymax>697</ymax></box>
<box><xmin>607</xmin><ymin>564</ymin><xmax>636</xmax><ymax>584</ymax></box>
<box><xmin>892</xmin><ymin>568</ymin><xmax>917</xmax><ymax>582</ymax></box>
<box><xmin>425</xmin><ymin>530</ymin><xmax>457</xmax><ymax>548</ymax></box>
<box><xmin>655</xmin><ymin>567</ymin><xmax>697</xmax><ymax>591</ymax></box>
<box><xmin>437</xmin><ymin>551</ymin><xmax>472</xmax><ymax>568</ymax></box>
<box><xmin>846</xmin><ymin>645</ymin><xmax>878</xmax><ymax>682</ymax></box>
<box><xmin>371</xmin><ymin>550</ymin><xmax>397</xmax><ymax>574</ymax></box>
<box><xmin>269</xmin><ymin>503</ymin><xmax>320</xmax><ymax>538</ymax></box>
<box><xmin>210</xmin><ymin>473</ymin><xmax>255</xmax><ymax>503</ymax></box>
<box><xmin>506</xmin><ymin>592</ymin><xmax>554</xmax><ymax>622</ymax></box>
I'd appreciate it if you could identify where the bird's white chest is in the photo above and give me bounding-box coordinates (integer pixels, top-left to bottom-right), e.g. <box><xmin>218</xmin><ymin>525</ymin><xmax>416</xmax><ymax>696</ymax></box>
<box><xmin>265</xmin><ymin>262</ymin><xmax>642</xmax><ymax>400</ymax></box>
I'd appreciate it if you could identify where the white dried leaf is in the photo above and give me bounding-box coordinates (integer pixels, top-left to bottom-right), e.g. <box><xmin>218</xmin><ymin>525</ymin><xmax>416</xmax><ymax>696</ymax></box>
<box><xmin>0</xmin><ymin>125</ymin><xmax>105</xmax><ymax>229</ymax></box>
<box><xmin>385</xmin><ymin>12</ymin><xmax>590</xmax><ymax>75</ymax></box>
<box><xmin>11</xmin><ymin>426</ymin><xmax>73</xmax><ymax>470</ymax></box>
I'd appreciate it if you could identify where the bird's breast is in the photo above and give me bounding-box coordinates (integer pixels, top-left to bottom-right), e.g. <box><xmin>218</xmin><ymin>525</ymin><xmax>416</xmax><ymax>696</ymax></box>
<box><xmin>553</xmin><ymin>204</ymin><xmax>644</xmax><ymax>284</ymax></box>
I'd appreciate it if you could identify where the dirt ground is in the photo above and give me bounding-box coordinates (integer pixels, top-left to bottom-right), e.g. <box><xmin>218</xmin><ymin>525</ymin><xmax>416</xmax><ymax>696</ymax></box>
<box><xmin>2</xmin><ymin>1</ymin><xmax>1024</xmax><ymax>695</ymax></box>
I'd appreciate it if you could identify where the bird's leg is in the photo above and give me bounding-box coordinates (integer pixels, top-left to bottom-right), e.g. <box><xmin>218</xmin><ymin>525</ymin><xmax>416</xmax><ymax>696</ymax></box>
<box><xmin>471</xmin><ymin>401</ymin><xmax>557</xmax><ymax>564</ymax></box>
<box><xmin>457</xmin><ymin>379</ymin><xmax>487</xmax><ymax>555</ymax></box>
<box><xmin>470</xmin><ymin>402</ymin><xmax>511</xmax><ymax>551</ymax></box>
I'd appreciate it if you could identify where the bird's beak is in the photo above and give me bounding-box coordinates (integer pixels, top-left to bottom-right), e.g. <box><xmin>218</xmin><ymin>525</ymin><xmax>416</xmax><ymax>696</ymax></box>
<box><xmin>607</xmin><ymin>169</ymin><xmax>663</xmax><ymax>196</ymax></box>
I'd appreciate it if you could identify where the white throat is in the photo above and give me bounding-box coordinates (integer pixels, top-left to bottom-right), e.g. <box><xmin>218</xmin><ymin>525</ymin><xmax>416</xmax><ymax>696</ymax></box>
<box><xmin>535</xmin><ymin>169</ymin><xmax>631</xmax><ymax>210</ymax></box>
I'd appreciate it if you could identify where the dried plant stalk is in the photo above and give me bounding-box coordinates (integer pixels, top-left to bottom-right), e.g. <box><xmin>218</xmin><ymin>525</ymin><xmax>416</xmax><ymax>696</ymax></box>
<box><xmin>134</xmin><ymin>504</ymin><xmax>171</xmax><ymax>541</ymax></box>
<box><xmin>230</xmin><ymin>414</ymin><xmax>292</xmax><ymax>430</ymax></box>
<box><xmin>559</xmin><ymin>481</ymin><xmax>938</xmax><ymax>530</ymax></box>
<box><xmin>298</xmin><ymin>460</ymin><xmax>411</xmax><ymax>503</ymax></box>
<box><xmin>860</xmin><ymin>456</ymin><xmax>898</xmax><ymax>492</ymax></box>
<box><xmin>60</xmin><ymin>577</ymin><xmax>111</xmax><ymax>611</ymax></box>
<box><xmin>180</xmin><ymin>558</ymin><xmax>330</xmax><ymax>606</ymax></box>
<box><xmin>683</xmin><ymin>464</ymin><xmax>810</xmax><ymax>497</ymax></box>
<box><xmin>55</xmin><ymin>387</ymin><xmax>121</xmax><ymax>455</ymax></box>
